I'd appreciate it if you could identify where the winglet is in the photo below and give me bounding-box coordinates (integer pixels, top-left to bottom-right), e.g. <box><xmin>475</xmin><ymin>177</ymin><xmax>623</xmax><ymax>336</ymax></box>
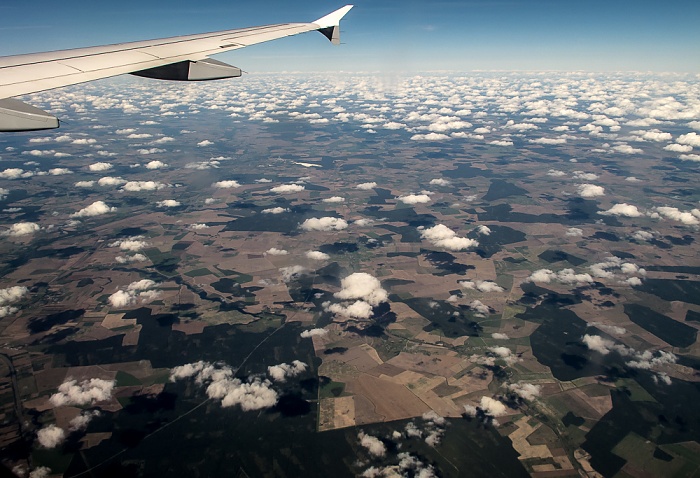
<box><xmin>313</xmin><ymin>5</ymin><xmax>353</xmax><ymax>45</ymax></box>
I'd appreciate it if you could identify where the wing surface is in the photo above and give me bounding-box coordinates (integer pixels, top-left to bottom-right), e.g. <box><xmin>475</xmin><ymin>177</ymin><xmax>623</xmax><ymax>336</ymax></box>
<box><xmin>0</xmin><ymin>5</ymin><xmax>352</xmax><ymax>131</ymax></box>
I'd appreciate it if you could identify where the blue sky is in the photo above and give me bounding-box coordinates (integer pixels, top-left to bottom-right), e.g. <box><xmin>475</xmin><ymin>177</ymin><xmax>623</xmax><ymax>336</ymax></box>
<box><xmin>1</xmin><ymin>0</ymin><xmax>699</xmax><ymax>72</ymax></box>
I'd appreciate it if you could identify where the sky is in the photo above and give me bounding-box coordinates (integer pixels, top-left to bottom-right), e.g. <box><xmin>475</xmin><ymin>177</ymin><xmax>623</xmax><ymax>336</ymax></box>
<box><xmin>1</xmin><ymin>0</ymin><xmax>699</xmax><ymax>72</ymax></box>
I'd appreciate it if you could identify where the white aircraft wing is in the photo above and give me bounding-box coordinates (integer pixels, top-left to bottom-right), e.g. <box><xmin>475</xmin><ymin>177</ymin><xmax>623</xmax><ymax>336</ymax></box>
<box><xmin>0</xmin><ymin>5</ymin><xmax>353</xmax><ymax>131</ymax></box>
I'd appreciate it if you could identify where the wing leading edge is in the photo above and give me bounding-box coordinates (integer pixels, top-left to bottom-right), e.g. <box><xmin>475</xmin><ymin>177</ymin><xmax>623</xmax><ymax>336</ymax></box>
<box><xmin>0</xmin><ymin>5</ymin><xmax>353</xmax><ymax>131</ymax></box>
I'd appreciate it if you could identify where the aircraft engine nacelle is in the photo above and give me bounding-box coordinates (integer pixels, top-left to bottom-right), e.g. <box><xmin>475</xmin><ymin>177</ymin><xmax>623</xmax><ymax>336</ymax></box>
<box><xmin>131</xmin><ymin>58</ymin><xmax>242</xmax><ymax>81</ymax></box>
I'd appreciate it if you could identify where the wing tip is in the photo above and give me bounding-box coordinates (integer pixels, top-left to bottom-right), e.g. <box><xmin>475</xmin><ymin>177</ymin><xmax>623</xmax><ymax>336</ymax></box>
<box><xmin>313</xmin><ymin>5</ymin><xmax>354</xmax><ymax>29</ymax></box>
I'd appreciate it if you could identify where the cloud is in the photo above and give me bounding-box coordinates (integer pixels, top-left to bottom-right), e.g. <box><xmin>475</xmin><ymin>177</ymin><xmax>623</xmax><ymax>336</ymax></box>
<box><xmin>306</xmin><ymin>250</ymin><xmax>330</xmax><ymax>260</ymax></box>
<box><xmin>411</xmin><ymin>132</ymin><xmax>450</xmax><ymax>141</ymax></box>
<box><xmin>190</xmin><ymin>223</ymin><xmax>209</xmax><ymax>230</ymax></box>
<box><xmin>489</xmin><ymin>140</ymin><xmax>514</xmax><ymax>146</ymax></box>
<box><xmin>419</xmin><ymin>224</ymin><xmax>478</xmax><ymax>251</ymax></box>
<box><xmin>111</xmin><ymin>238</ymin><xmax>148</xmax><ymax>251</ymax></box>
<box><xmin>0</xmin><ymin>286</ymin><xmax>29</xmax><ymax>311</ymax></box>
<box><xmin>547</xmin><ymin>169</ymin><xmax>566</xmax><ymax>177</ymax></box>
<box><xmin>356</xmin><ymin>182</ymin><xmax>377</xmax><ymax>190</ymax></box>
<box><xmin>108</xmin><ymin>280</ymin><xmax>160</xmax><ymax>307</ymax></box>
<box><xmin>97</xmin><ymin>176</ymin><xmax>126</xmax><ymax>186</ymax></box>
<box><xmin>612</xmin><ymin>144</ymin><xmax>643</xmax><ymax>154</ymax></box>
<box><xmin>279</xmin><ymin>265</ymin><xmax>306</xmax><ymax>282</ymax></box>
<box><xmin>37</xmin><ymin>425</ymin><xmax>65</xmax><ymax>448</ymax></box>
<box><xmin>262</xmin><ymin>207</ymin><xmax>288</xmax><ymax>214</ymax></box>
<box><xmin>323</xmin><ymin>196</ymin><xmax>345</xmax><ymax>203</ymax></box>
<box><xmin>49</xmin><ymin>378</ymin><xmax>115</xmax><ymax>407</ymax></box>
<box><xmin>573</xmin><ymin>171</ymin><xmax>598</xmax><ymax>181</ymax></box>
<box><xmin>197</xmin><ymin>140</ymin><xmax>213</xmax><ymax>147</ymax></box>
<box><xmin>0</xmin><ymin>188</ymin><xmax>8</xmax><ymax>199</ymax></box>
<box><xmin>325</xmin><ymin>300</ymin><xmax>374</xmax><ymax>319</ymax></box>
<box><xmin>213</xmin><ymin>180</ymin><xmax>240</xmax><ymax>189</ymax></box>
<box><xmin>566</xmin><ymin>227</ymin><xmax>583</xmax><ymax>236</ymax></box>
<box><xmin>170</xmin><ymin>361</ymin><xmax>279</xmax><ymax>411</ymax></box>
<box><xmin>270</xmin><ymin>184</ymin><xmax>304</xmax><ymax>193</ymax></box>
<box><xmin>0</xmin><ymin>168</ymin><xmax>29</xmax><ymax>179</ymax></box>
<box><xmin>459</xmin><ymin>280</ymin><xmax>504</xmax><ymax>292</ymax></box>
<box><xmin>115</xmin><ymin>254</ymin><xmax>147</xmax><ymax>263</ymax></box>
<box><xmin>429</xmin><ymin>178</ymin><xmax>450</xmax><ymax>186</ymax></box>
<box><xmin>29</xmin><ymin>467</ymin><xmax>52</xmax><ymax>478</ymax></box>
<box><xmin>577</xmin><ymin>184</ymin><xmax>605</xmax><ymax>198</ymax></box>
<box><xmin>268</xmin><ymin>361</ymin><xmax>307</xmax><ymax>382</ymax></box>
<box><xmin>479</xmin><ymin>396</ymin><xmax>508</xmax><ymax>417</ymax></box>
<box><xmin>89</xmin><ymin>162</ymin><xmax>112</xmax><ymax>171</ymax></box>
<box><xmin>74</xmin><ymin>180</ymin><xmax>94</xmax><ymax>187</ymax></box>
<box><xmin>526</xmin><ymin>268</ymin><xmax>594</xmax><ymax>285</ymax></box>
<box><xmin>398</xmin><ymin>194</ymin><xmax>431</xmax><ymax>205</ymax></box>
<box><xmin>598</xmin><ymin>203</ymin><xmax>642</xmax><ymax>217</ymax></box>
<box><xmin>505</xmin><ymin>383</ymin><xmax>541</xmax><ymax>401</ymax></box>
<box><xmin>122</xmin><ymin>181</ymin><xmax>166</xmax><ymax>192</ymax></box>
<box><xmin>156</xmin><ymin>199</ymin><xmax>181</xmax><ymax>208</ymax></box>
<box><xmin>49</xmin><ymin>168</ymin><xmax>72</xmax><ymax>176</ymax></box>
<box><xmin>677</xmin><ymin>132</ymin><xmax>700</xmax><ymax>147</ymax></box>
<box><xmin>655</xmin><ymin>206</ymin><xmax>699</xmax><ymax>225</ymax></box>
<box><xmin>334</xmin><ymin>273</ymin><xmax>388</xmax><ymax>306</ymax></box>
<box><xmin>358</xmin><ymin>431</ymin><xmax>386</xmax><ymax>457</ymax></box>
<box><xmin>71</xmin><ymin>201</ymin><xmax>116</xmax><ymax>217</ymax></box>
<box><xmin>664</xmin><ymin>143</ymin><xmax>693</xmax><ymax>152</ymax></box>
<box><xmin>69</xmin><ymin>410</ymin><xmax>101</xmax><ymax>431</ymax></box>
<box><xmin>492</xmin><ymin>333</ymin><xmax>509</xmax><ymax>340</ymax></box>
<box><xmin>300</xmin><ymin>217</ymin><xmax>348</xmax><ymax>231</ymax></box>
<box><xmin>300</xmin><ymin>328</ymin><xmax>328</xmax><ymax>338</ymax></box>
<box><xmin>145</xmin><ymin>160</ymin><xmax>168</xmax><ymax>169</ymax></box>
<box><xmin>3</xmin><ymin>222</ymin><xmax>40</xmax><ymax>236</ymax></box>
<box><xmin>265</xmin><ymin>248</ymin><xmax>288</xmax><ymax>256</ymax></box>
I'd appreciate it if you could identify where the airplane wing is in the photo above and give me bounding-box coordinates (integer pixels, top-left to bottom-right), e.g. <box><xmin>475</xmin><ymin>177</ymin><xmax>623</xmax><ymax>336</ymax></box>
<box><xmin>0</xmin><ymin>5</ymin><xmax>353</xmax><ymax>131</ymax></box>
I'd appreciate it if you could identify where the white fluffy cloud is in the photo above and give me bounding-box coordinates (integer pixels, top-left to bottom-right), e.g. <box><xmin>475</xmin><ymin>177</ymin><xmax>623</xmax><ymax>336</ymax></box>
<box><xmin>654</xmin><ymin>206</ymin><xmax>699</xmax><ymax>225</ymax></box>
<box><xmin>265</xmin><ymin>247</ymin><xmax>288</xmax><ymax>256</ymax></box>
<box><xmin>37</xmin><ymin>425</ymin><xmax>65</xmax><ymax>449</ymax></box>
<box><xmin>323</xmin><ymin>196</ymin><xmax>345</xmax><ymax>203</ymax></box>
<box><xmin>429</xmin><ymin>178</ymin><xmax>450</xmax><ymax>186</ymax></box>
<box><xmin>213</xmin><ymin>180</ymin><xmax>240</xmax><ymax>189</ymax></box>
<box><xmin>358</xmin><ymin>431</ymin><xmax>386</xmax><ymax>457</ymax></box>
<box><xmin>69</xmin><ymin>410</ymin><xmax>101</xmax><ymax>431</ymax></box>
<box><xmin>262</xmin><ymin>207</ymin><xmax>289</xmax><ymax>214</ymax></box>
<box><xmin>71</xmin><ymin>201</ymin><xmax>116</xmax><ymax>217</ymax></box>
<box><xmin>156</xmin><ymin>199</ymin><xmax>181</xmax><ymax>208</ymax></box>
<box><xmin>598</xmin><ymin>203</ymin><xmax>642</xmax><ymax>217</ymax></box>
<box><xmin>267</xmin><ymin>361</ymin><xmax>307</xmax><ymax>382</ymax></box>
<box><xmin>577</xmin><ymin>184</ymin><xmax>605</xmax><ymax>198</ymax></box>
<box><xmin>89</xmin><ymin>162</ymin><xmax>112</xmax><ymax>172</ymax></box>
<box><xmin>300</xmin><ymin>217</ymin><xmax>348</xmax><ymax>231</ymax></box>
<box><xmin>505</xmin><ymin>383</ymin><xmax>541</xmax><ymax>401</ymax></box>
<box><xmin>108</xmin><ymin>279</ymin><xmax>160</xmax><ymax>307</ymax></box>
<box><xmin>398</xmin><ymin>194</ymin><xmax>431</xmax><ymax>205</ymax></box>
<box><xmin>527</xmin><ymin>268</ymin><xmax>594</xmax><ymax>285</ymax></box>
<box><xmin>300</xmin><ymin>328</ymin><xmax>328</xmax><ymax>338</ymax></box>
<box><xmin>170</xmin><ymin>361</ymin><xmax>279</xmax><ymax>411</ymax></box>
<box><xmin>145</xmin><ymin>160</ymin><xmax>168</xmax><ymax>169</ymax></box>
<box><xmin>97</xmin><ymin>176</ymin><xmax>126</xmax><ymax>186</ymax></box>
<box><xmin>270</xmin><ymin>184</ymin><xmax>304</xmax><ymax>193</ymax></box>
<box><xmin>356</xmin><ymin>182</ymin><xmax>377</xmax><ymax>190</ymax></box>
<box><xmin>677</xmin><ymin>132</ymin><xmax>700</xmax><ymax>147</ymax></box>
<box><xmin>459</xmin><ymin>280</ymin><xmax>504</xmax><ymax>292</ymax></box>
<box><xmin>478</xmin><ymin>396</ymin><xmax>508</xmax><ymax>417</ymax></box>
<box><xmin>419</xmin><ymin>224</ymin><xmax>478</xmax><ymax>251</ymax></box>
<box><xmin>3</xmin><ymin>222</ymin><xmax>40</xmax><ymax>236</ymax></box>
<box><xmin>122</xmin><ymin>180</ymin><xmax>166</xmax><ymax>192</ymax></box>
<box><xmin>49</xmin><ymin>378</ymin><xmax>115</xmax><ymax>407</ymax></box>
<box><xmin>306</xmin><ymin>250</ymin><xmax>330</xmax><ymax>260</ymax></box>
<box><xmin>334</xmin><ymin>273</ymin><xmax>388</xmax><ymax>306</ymax></box>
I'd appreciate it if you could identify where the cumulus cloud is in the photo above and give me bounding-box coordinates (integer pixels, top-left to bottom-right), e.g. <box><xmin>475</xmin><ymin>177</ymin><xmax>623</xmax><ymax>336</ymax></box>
<box><xmin>478</xmin><ymin>396</ymin><xmax>508</xmax><ymax>417</ymax></box>
<box><xmin>156</xmin><ymin>199</ymin><xmax>181</xmax><ymax>208</ymax></box>
<box><xmin>0</xmin><ymin>285</ymin><xmax>29</xmax><ymax>319</ymax></box>
<box><xmin>74</xmin><ymin>180</ymin><xmax>94</xmax><ymax>187</ymax></box>
<box><xmin>37</xmin><ymin>425</ymin><xmax>65</xmax><ymax>448</ymax></box>
<box><xmin>197</xmin><ymin>140</ymin><xmax>213</xmax><ymax>147</ymax></box>
<box><xmin>97</xmin><ymin>176</ymin><xmax>126</xmax><ymax>186</ymax></box>
<box><xmin>306</xmin><ymin>250</ymin><xmax>330</xmax><ymax>260</ymax></box>
<box><xmin>334</xmin><ymin>273</ymin><xmax>388</xmax><ymax>306</ymax></box>
<box><xmin>419</xmin><ymin>224</ymin><xmax>478</xmax><ymax>251</ymax></box>
<box><xmin>262</xmin><ymin>207</ymin><xmax>288</xmax><ymax>214</ymax></box>
<box><xmin>49</xmin><ymin>378</ymin><xmax>115</xmax><ymax>407</ymax></box>
<box><xmin>268</xmin><ymin>361</ymin><xmax>307</xmax><ymax>382</ymax></box>
<box><xmin>577</xmin><ymin>184</ymin><xmax>605</xmax><ymax>198</ymax></box>
<box><xmin>170</xmin><ymin>361</ymin><xmax>279</xmax><ymax>411</ymax></box>
<box><xmin>270</xmin><ymin>184</ymin><xmax>304</xmax><ymax>194</ymax></box>
<box><xmin>677</xmin><ymin>132</ymin><xmax>700</xmax><ymax>147</ymax></box>
<box><xmin>69</xmin><ymin>410</ymin><xmax>101</xmax><ymax>431</ymax></box>
<box><xmin>145</xmin><ymin>160</ymin><xmax>168</xmax><ymax>169</ymax></box>
<box><xmin>358</xmin><ymin>431</ymin><xmax>386</xmax><ymax>457</ymax></box>
<box><xmin>115</xmin><ymin>254</ymin><xmax>147</xmax><ymax>264</ymax></box>
<box><xmin>324</xmin><ymin>300</ymin><xmax>374</xmax><ymax>319</ymax></box>
<box><xmin>631</xmin><ymin>230</ymin><xmax>654</xmax><ymax>241</ymax></box>
<box><xmin>89</xmin><ymin>162</ymin><xmax>112</xmax><ymax>171</ymax></box>
<box><xmin>300</xmin><ymin>328</ymin><xmax>328</xmax><ymax>338</ymax></box>
<box><xmin>213</xmin><ymin>180</ymin><xmax>240</xmax><ymax>189</ymax></box>
<box><xmin>398</xmin><ymin>194</ymin><xmax>431</xmax><ymax>205</ymax></box>
<box><xmin>122</xmin><ymin>180</ymin><xmax>166</xmax><ymax>192</ymax></box>
<box><xmin>356</xmin><ymin>182</ymin><xmax>377</xmax><ymax>190</ymax></box>
<box><xmin>527</xmin><ymin>268</ymin><xmax>594</xmax><ymax>285</ymax></box>
<box><xmin>279</xmin><ymin>265</ymin><xmax>307</xmax><ymax>282</ymax></box>
<box><xmin>111</xmin><ymin>238</ymin><xmax>148</xmax><ymax>251</ymax></box>
<box><xmin>71</xmin><ymin>201</ymin><xmax>116</xmax><ymax>217</ymax></box>
<box><xmin>411</xmin><ymin>132</ymin><xmax>450</xmax><ymax>141</ymax></box>
<box><xmin>654</xmin><ymin>206</ymin><xmax>699</xmax><ymax>225</ymax></box>
<box><xmin>265</xmin><ymin>248</ymin><xmax>288</xmax><ymax>256</ymax></box>
<box><xmin>459</xmin><ymin>280</ymin><xmax>504</xmax><ymax>292</ymax></box>
<box><xmin>108</xmin><ymin>279</ymin><xmax>160</xmax><ymax>307</ymax></box>
<box><xmin>48</xmin><ymin>168</ymin><xmax>72</xmax><ymax>176</ymax></box>
<box><xmin>598</xmin><ymin>203</ymin><xmax>643</xmax><ymax>217</ymax></box>
<box><xmin>429</xmin><ymin>178</ymin><xmax>450</xmax><ymax>187</ymax></box>
<box><xmin>323</xmin><ymin>196</ymin><xmax>345</xmax><ymax>203</ymax></box>
<box><xmin>505</xmin><ymin>383</ymin><xmax>541</xmax><ymax>401</ymax></box>
<box><xmin>492</xmin><ymin>333</ymin><xmax>509</xmax><ymax>340</ymax></box>
<box><xmin>300</xmin><ymin>217</ymin><xmax>348</xmax><ymax>231</ymax></box>
<box><xmin>582</xmin><ymin>334</ymin><xmax>676</xmax><ymax>382</ymax></box>
<box><xmin>566</xmin><ymin>227</ymin><xmax>584</xmax><ymax>237</ymax></box>
<box><xmin>3</xmin><ymin>222</ymin><xmax>40</xmax><ymax>236</ymax></box>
